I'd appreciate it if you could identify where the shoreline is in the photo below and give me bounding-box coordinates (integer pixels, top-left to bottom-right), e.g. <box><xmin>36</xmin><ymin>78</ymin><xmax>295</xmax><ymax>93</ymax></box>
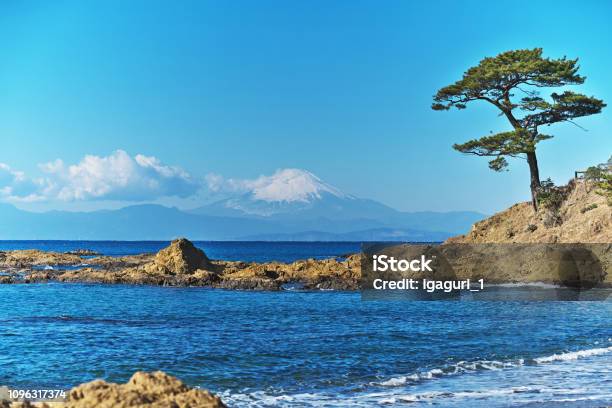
<box><xmin>1</xmin><ymin>239</ymin><xmax>610</xmax><ymax>290</ymax></box>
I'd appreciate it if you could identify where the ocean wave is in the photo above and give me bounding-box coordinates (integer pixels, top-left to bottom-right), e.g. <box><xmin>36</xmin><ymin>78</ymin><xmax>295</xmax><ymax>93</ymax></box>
<box><xmin>221</xmin><ymin>385</ymin><xmax>605</xmax><ymax>407</ymax></box>
<box><xmin>379</xmin><ymin>386</ymin><xmax>537</xmax><ymax>404</ymax></box>
<box><xmin>377</xmin><ymin>385</ymin><xmax>608</xmax><ymax>405</ymax></box>
<box><xmin>378</xmin><ymin>374</ymin><xmax>419</xmax><ymax>386</ymax></box>
<box><xmin>220</xmin><ymin>390</ymin><xmax>325</xmax><ymax>407</ymax></box>
<box><xmin>488</xmin><ymin>281</ymin><xmax>560</xmax><ymax>288</ymax></box>
<box><xmin>375</xmin><ymin>358</ymin><xmax>525</xmax><ymax>387</ymax></box>
<box><xmin>547</xmin><ymin>394</ymin><xmax>612</xmax><ymax>403</ymax></box>
<box><xmin>221</xmin><ymin>343</ymin><xmax>612</xmax><ymax>406</ymax></box>
<box><xmin>375</xmin><ymin>343</ymin><xmax>612</xmax><ymax>389</ymax></box>
<box><xmin>534</xmin><ymin>346</ymin><xmax>612</xmax><ymax>363</ymax></box>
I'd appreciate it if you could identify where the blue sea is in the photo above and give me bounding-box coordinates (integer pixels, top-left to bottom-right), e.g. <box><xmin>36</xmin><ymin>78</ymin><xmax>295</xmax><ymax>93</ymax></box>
<box><xmin>1</xmin><ymin>241</ymin><xmax>611</xmax><ymax>407</ymax></box>
<box><xmin>0</xmin><ymin>240</ymin><xmax>362</xmax><ymax>263</ymax></box>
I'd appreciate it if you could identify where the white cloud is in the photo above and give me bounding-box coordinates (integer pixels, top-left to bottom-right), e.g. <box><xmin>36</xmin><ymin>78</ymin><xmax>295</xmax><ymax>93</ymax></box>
<box><xmin>204</xmin><ymin>173</ymin><xmax>226</xmax><ymax>193</ymax></box>
<box><xmin>1</xmin><ymin>156</ymin><xmax>345</xmax><ymax>208</ymax></box>
<box><xmin>41</xmin><ymin>150</ymin><xmax>199</xmax><ymax>201</ymax></box>
<box><xmin>0</xmin><ymin>163</ymin><xmax>46</xmax><ymax>202</ymax></box>
<box><xmin>206</xmin><ymin>168</ymin><xmax>346</xmax><ymax>202</ymax></box>
<box><xmin>0</xmin><ymin>150</ymin><xmax>200</xmax><ymax>203</ymax></box>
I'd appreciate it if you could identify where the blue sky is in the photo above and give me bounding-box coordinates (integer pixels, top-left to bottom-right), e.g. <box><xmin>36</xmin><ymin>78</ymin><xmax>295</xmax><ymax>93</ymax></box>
<box><xmin>0</xmin><ymin>0</ymin><xmax>610</xmax><ymax>213</ymax></box>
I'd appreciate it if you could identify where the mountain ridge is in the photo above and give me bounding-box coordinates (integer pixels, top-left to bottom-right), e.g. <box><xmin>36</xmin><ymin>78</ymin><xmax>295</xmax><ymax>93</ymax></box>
<box><xmin>0</xmin><ymin>202</ymin><xmax>484</xmax><ymax>241</ymax></box>
<box><xmin>0</xmin><ymin>169</ymin><xmax>485</xmax><ymax>240</ymax></box>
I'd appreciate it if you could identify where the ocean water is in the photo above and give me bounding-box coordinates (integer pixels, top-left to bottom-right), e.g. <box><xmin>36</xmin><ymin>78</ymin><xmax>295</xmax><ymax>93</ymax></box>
<box><xmin>1</xmin><ymin>242</ymin><xmax>611</xmax><ymax>407</ymax></box>
<box><xmin>0</xmin><ymin>240</ymin><xmax>362</xmax><ymax>263</ymax></box>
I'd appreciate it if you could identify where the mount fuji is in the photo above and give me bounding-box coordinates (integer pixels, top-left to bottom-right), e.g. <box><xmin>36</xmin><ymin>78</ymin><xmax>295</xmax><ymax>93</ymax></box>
<box><xmin>0</xmin><ymin>169</ymin><xmax>485</xmax><ymax>240</ymax></box>
<box><xmin>189</xmin><ymin>169</ymin><xmax>485</xmax><ymax>239</ymax></box>
<box><xmin>192</xmin><ymin>169</ymin><xmax>393</xmax><ymax>219</ymax></box>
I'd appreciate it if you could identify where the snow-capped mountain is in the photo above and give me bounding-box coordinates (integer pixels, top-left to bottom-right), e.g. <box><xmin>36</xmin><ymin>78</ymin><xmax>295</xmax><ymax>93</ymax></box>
<box><xmin>193</xmin><ymin>168</ymin><xmax>391</xmax><ymax>219</ymax></box>
<box><xmin>244</xmin><ymin>168</ymin><xmax>350</xmax><ymax>204</ymax></box>
<box><xmin>190</xmin><ymin>168</ymin><xmax>485</xmax><ymax>235</ymax></box>
<box><xmin>0</xmin><ymin>169</ymin><xmax>484</xmax><ymax>240</ymax></box>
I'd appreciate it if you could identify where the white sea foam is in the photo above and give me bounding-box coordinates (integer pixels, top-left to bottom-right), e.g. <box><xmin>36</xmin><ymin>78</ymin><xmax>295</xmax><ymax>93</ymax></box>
<box><xmin>378</xmin><ymin>376</ymin><xmax>407</xmax><ymax>386</ymax></box>
<box><xmin>223</xmin><ymin>344</ymin><xmax>612</xmax><ymax>407</ymax></box>
<box><xmin>393</xmin><ymin>386</ymin><xmax>537</xmax><ymax>402</ymax></box>
<box><xmin>376</xmin><ymin>344</ymin><xmax>612</xmax><ymax>389</ymax></box>
<box><xmin>489</xmin><ymin>281</ymin><xmax>560</xmax><ymax>288</ymax></box>
<box><xmin>222</xmin><ymin>382</ymin><xmax>611</xmax><ymax>408</ymax></box>
<box><xmin>534</xmin><ymin>346</ymin><xmax>612</xmax><ymax>363</ymax></box>
<box><xmin>376</xmin><ymin>358</ymin><xmax>525</xmax><ymax>388</ymax></box>
<box><xmin>546</xmin><ymin>394</ymin><xmax>612</xmax><ymax>403</ymax></box>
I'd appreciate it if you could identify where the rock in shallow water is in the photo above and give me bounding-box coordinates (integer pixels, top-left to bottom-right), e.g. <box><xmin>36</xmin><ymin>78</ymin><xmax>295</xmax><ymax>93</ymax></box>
<box><xmin>11</xmin><ymin>239</ymin><xmax>360</xmax><ymax>290</ymax></box>
<box><xmin>153</xmin><ymin>238</ymin><xmax>212</xmax><ymax>274</ymax></box>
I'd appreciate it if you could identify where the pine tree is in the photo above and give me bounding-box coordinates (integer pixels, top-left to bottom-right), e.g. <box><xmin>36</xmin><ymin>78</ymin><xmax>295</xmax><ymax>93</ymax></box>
<box><xmin>432</xmin><ymin>48</ymin><xmax>605</xmax><ymax>210</ymax></box>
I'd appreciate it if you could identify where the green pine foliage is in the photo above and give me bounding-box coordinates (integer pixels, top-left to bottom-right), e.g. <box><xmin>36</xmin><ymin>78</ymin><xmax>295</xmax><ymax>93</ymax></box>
<box><xmin>585</xmin><ymin>161</ymin><xmax>612</xmax><ymax>205</ymax></box>
<box><xmin>432</xmin><ymin>48</ymin><xmax>605</xmax><ymax>210</ymax></box>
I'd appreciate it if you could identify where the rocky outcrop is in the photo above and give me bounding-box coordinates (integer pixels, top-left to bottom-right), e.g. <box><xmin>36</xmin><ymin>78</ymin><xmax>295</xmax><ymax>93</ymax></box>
<box><xmin>441</xmin><ymin>179</ymin><xmax>611</xmax><ymax>286</ymax></box>
<box><xmin>4</xmin><ymin>239</ymin><xmax>359</xmax><ymax>290</ymax></box>
<box><xmin>152</xmin><ymin>238</ymin><xmax>212</xmax><ymax>274</ymax></box>
<box><xmin>1</xmin><ymin>371</ymin><xmax>225</xmax><ymax>408</ymax></box>
<box><xmin>0</xmin><ymin>250</ymin><xmax>82</xmax><ymax>268</ymax></box>
<box><xmin>442</xmin><ymin>243</ymin><xmax>609</xmax><ymax>286</ymax></box>
<box><xmin>448</xmin><ymin>179</ymin><xmax>611</xmax><ymax>244</ymax></box>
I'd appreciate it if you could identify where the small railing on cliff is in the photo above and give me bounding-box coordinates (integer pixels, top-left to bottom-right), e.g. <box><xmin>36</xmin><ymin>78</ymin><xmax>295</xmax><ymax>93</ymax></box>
<box><xmin>574</xmin><ymin>158</ymin><xmax>611</xmax><ymax>180</ymax></box>
<box><xmin>575</xmin><ymin>170</ymin><xmax>586</xmax><ymax>179</ymax></box>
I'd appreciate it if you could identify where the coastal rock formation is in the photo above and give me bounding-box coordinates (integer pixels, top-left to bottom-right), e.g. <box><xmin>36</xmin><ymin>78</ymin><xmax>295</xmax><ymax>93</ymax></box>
<box><xmin>0</xmin><ymin>250</ymin><xmax>82</xmax><ymax>268</ymax></box>
<box><xmin>217</xmin><ymin>255</ymin><xmax>361</xmax><ymax>290</ymax></box>
<box><xmin>285</xmin><ymin>255</ymin><xmax>360</xmax><ymax>289</ymax></box>
<box><xmin>152</xmin><ymin>238</ymin><xmax>212</xmax><ymax>274</ymax></box>
<box><xmin>442</xmin><ymin>179</ymin><xmax>611</xmax><ymax>286</ymax></box>
<box><xmin>88</xmin><ymin>254</ymin><xmax>155</xmax><ymax>269</ymax></box>
<box><xmin>65</xmin><ymin>371</ymin><xmax>225</xmax><ymax>408</ymax></box>
<box><xmin>442</xmin><ymin>243</ymin><xmax>610</xmax><ymax>286</ymax></box>
<box><xmin>7</xmin><ymin>239</ymin><xmax>359</xmax><ymax>290</ymax></box>
<box><xmin>1</xmin><ymin>371</ymin><xmax>225</xmax><ymax>408</ymax></box>
<box><xmin>448</xmin><ymin>179</ymin><xmax>611</xmax><ymax>244</ymax></box>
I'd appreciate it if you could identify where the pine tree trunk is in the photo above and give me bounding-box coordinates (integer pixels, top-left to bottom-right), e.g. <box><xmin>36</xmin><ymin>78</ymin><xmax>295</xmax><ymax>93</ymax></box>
<box><xmin>527</xmin><ymin>151</ymin><xmax>541</xmax><ymax>211</ymax></box>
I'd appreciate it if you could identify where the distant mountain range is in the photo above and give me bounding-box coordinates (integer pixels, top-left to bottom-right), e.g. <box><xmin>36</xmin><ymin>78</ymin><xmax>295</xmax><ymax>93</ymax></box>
<box><xmin>0</xmin><ymin>169</ymin><xmax>485</xmax><ymax>241</ymax></box>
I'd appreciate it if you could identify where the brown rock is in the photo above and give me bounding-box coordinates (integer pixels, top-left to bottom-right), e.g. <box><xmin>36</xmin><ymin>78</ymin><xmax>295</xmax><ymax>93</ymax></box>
<box><xmin>444</xmin><ymin>179</ymin><xmax>612</xmax><ymax>286</ymax></box>
<box><xmin>0</xmin><ymin>250</ymin><xmax>82</xmax><ymax>268</ymax></box>
<box><xmin>0</xmin><ymin>276</ymin><xmax>14</xmax><ymax>284</ymax></box>
<box><xmin>64</xmin><ymin>371</ymin><xmax>225</xmax><ymax>408</ymax></box>
<box><xmin>154</xmin><ymin>238</ymin><xmax>211</xmax><ymax>275</ymax></box>
<box><xmin>447</xmin><ymin>179</ymin><xmax>611</xmax><ymax>244</ymax></box>
<box><xmin>0</xmin><ymin>237</ymin><xmax>360</xmax><ymax>290</ymax></box>
<box><xmin>0</xmin><ymin>372</ymin><xmax>225</xmax><ymax>408</ymax></box>
<box><xmin>24</xmin><ymin>272</ymin><xmax>52</xmax><ymax>283</ymax></box>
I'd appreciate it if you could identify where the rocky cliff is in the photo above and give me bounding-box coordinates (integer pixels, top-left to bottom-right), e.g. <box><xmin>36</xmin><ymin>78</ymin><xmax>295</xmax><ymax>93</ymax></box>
<box><xmin>440</xmin><ymin>179</ymin><xmax>611</xmax><ymax>286</ymax></box>
<box><xmin>448</xmin><ymin>179</ymin><xmax>610</xmax><ymax>244</ymax></box>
